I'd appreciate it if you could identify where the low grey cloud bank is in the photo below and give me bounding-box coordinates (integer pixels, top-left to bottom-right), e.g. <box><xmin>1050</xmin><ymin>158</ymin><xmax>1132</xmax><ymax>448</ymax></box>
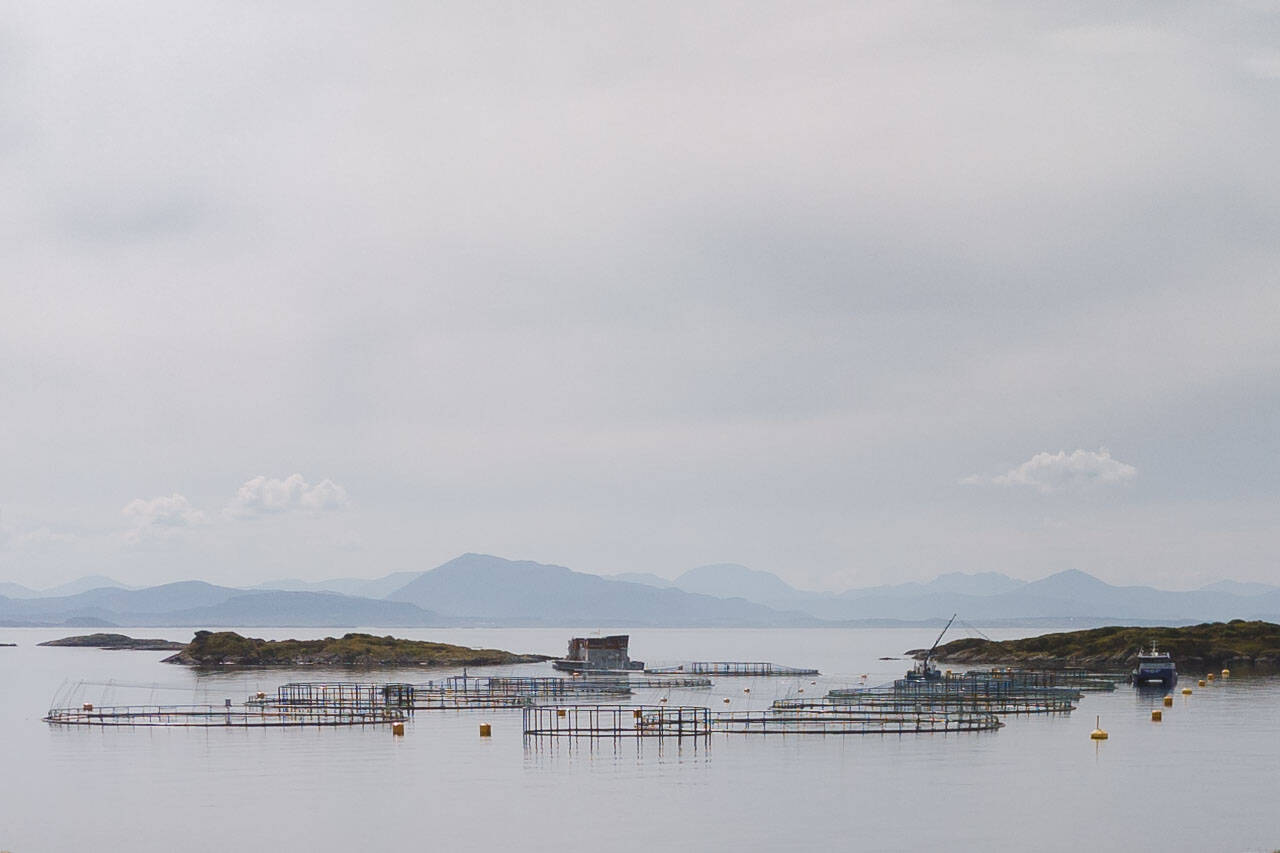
<box><xmin>1</xmin><ymin>1</ymin><xmax>1278</xmax><ymax>590</ymax></box>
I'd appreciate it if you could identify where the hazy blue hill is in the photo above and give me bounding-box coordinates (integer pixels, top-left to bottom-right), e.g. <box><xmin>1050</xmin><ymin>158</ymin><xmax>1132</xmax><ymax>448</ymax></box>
<box><xmin>387</xmin><ymin>553</ymin><xmax>816</xmax><ymax>626</ymax></box>
<box><xmin>0</xmin><ymin>575</ymin><xmax>130</xmax><ymax>599</ymax></box>
<box><xmin>0</xmin><ymin>585</ymin><xmax>444</xmax><ymax>627</ymax></box>
<box><xmin>1200</xmin><ymin>580</ymin><xmax>1280</xmax><ymax>596</ymax></box>
<box><xmin>758</xmin><ymin>568</ymin><xmax>1280</xmax><ymax>623</ymax></box>
<box><xmin>841</xmin><ymin>571</ymin><xmax>1026</xmax><ymax>600</ymax></box>
<box><xmin>606</xmin><ymin>572</ymin><xmax>675</xmax><ymax>588</ymax></box>
<box><xmin>40</xmin><ymin>575</ymin><xmax>132</xmax><ymax>597</ymax></box>
<box><xmin>0</xmin><ymin>581</ymin><xmax>242</xmax><ymax>625</ymax></box>
<box><xmin>35</xmin><ymin>581</ymin><xmax>242</xmax><ymax>615</ymax></box>
<box><xmin>254</xmin><ymin>571</ymin><xmax>424</xmax><ymax>599</ymax></box>
<box><xmin>673</xmin><ymin>563</ymin><xmax>815</xmax><ymax>609</ymax></box>
<box><xmin>147</xmin><ymin>591</ymin><xmax>444</xmax><ymax>627</ymax></box>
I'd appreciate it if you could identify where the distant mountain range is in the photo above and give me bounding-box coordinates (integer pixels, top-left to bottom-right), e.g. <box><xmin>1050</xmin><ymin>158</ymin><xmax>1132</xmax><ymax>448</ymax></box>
<box><xmin>0</xmin><ymin>575</ymin><xmax>133</xmax><ymax>599</ymax></box>
<box><xmin>611</xmin><ymin>564</ymin><xmax>1280</xmax><ymax>624</ymax></box>
<box><xmin>3</xmin><ymin>554</ymin><xmax>1279</xmax><ymax>628</ymax></box>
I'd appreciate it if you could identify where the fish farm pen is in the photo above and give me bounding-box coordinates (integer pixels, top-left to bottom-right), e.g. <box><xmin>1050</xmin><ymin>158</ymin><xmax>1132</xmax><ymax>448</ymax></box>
<box><xmin>262</xmin><ymin>682</ymin><xmax>419</xmax><ymax>710</ymax></box>
<box><xmin>773</xmin><ymin>690</ymin><xmax>1076</xmax><ymax>716</ymax></box>
<box><xmin>712</xmin><ymin>708</ymin><xmax>1002</xmax><ymax>734</ymax></box>
<box><xmin>646</xmin><ymin>662</ymin><xmax>820</xmax><ymax>677</ymax></box>
<box><xmin>523</xmin><ymin>705</ymin><xmax>712</xmax><ymax>739</ymax></box>
<box><xmin>892</xmin><ymin>677</ymin><xmax>1083</xmax><ymax>703</ymax></box>
<box><xmin>43</xmin><ymin>703</ymin><xmax>406</xmax><ymax>727</ymax></box>
<box><xmin>625</xmin><ymin>676</ymin><xmax>714</xmax><ymax>688</ymax></box>
<box><xmin>953</xmin><ymin>669</ymin><xmax>1122</xmax><ymax>692</ymax></box>
<box><xmin>423</xmin><ymin>675</ymin><xmax>633</xmax><ymax>697</ymax></box>
<box><xmin>258</xmin><ymin>677</ymin><xmax>638</xmax><ymax>713</ymax></box>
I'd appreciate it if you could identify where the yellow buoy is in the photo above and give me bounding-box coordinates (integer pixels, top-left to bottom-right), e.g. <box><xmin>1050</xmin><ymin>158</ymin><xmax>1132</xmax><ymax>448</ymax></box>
<box><xmin>1222</xmin><ymin>668</ymin><xmax>1230</xmax><ymax>678</ymax></box>
<box><xmin>1163</xmin><ymin>695</ymin><xmax>1173</xmax><ymax>707</ymax></box>
<box><xmin>1182</xmin><ymin>687</ymin><xmax>1192</xmax><ymax>695</ymax></box>
<box><xmin>1207</xmin><ymin>673</ymin><xmax>1215</xmax><ymax>681</ymax></box>
<box><xmin>1151</xmin><ymin>710</ymin><xmax>1162</xmax><ymax>722</ymax></box>
<box><xmin>556</xmin><ymin>709</ymin><xmax>566</xmax><ymax>718</ymax></box>
<box><xmin>392</xmin><ymin>722</ymin><xmax>405</xmax><ymax>736</ymax></box>
<box><xmin>1090</xmin><ymin>715</ymin><xmax>1109</xmax><ymax>740</ymax></box>
<box><xmin>479</xmin><ymin>723</ymin><xmax>491</xmax><ymax>737</ymax></box>
<box><xmin>1197</xmin><ymin>679</ymin><xmax>1207</xmax><ymax>687</ymax></box>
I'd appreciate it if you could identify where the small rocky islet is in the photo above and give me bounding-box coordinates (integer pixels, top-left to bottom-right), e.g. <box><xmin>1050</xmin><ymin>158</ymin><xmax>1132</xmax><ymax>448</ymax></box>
<box><xmin>38</xmin><ymin>633</ymin><xmax>186</xmax><ymax>651</ymax></box>
<box><xmin>913</xmin><ymin>620</ymin><xmax>1280</xmax><ymax>673</ymax></box>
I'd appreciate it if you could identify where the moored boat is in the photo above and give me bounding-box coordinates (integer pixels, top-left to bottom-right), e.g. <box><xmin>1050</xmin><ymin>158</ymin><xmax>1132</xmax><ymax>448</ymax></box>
<box><xmin>1129</xmin><ymin>642</ymin><xmax>1177</xmax><ymax>688</ymax></box>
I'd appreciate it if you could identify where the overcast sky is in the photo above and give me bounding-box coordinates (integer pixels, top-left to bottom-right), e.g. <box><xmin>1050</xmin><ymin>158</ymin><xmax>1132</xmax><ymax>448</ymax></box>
<box><xmin>2</xmin><ymin>1</ymin><xmax>1278</xmax><ymax>592</ymax></box>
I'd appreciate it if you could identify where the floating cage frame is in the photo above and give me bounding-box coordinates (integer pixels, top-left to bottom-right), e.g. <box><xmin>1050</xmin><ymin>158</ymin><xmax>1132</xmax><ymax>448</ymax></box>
<box><xmin>712</xmin><ymin>708</ymin><xmax>1001</xmax><ymax>734</ymax></box>
<box><xmin>626</xmin><ymin>677</ymin><xmax>713</xmax><ymax>689</ymax></box>
<box><xmin>420</xmin><ymin>675</ymin><xmax>632</xmax><ymax>698</ymax></box>
<box><xmin>263</xmin><ymin>682</ymin><xmax>418</xmax><ymax>710</ymax></box>
<box><xmin>522</xmin><ymin>705</ymin><xmax>712</xmax><ymax>739</ymax></box>
<box><xmin>950</xmin><ymin>669</ymin><xmax>1121</xmax><ymax>692</ymax></box>
<box><xmin>774</xmin><ymin>690</ymin><xmax>1075</xmax><ymax>716</ymax></box>
<box><xmin>43</xmin><ymin>703</ymin><xmax>406</xmax><ymax>727</ymax></box>
<box><xmin>645</xmin><ymin>662</ymin><xmax>819</xmax><ymax>677</ymax></box>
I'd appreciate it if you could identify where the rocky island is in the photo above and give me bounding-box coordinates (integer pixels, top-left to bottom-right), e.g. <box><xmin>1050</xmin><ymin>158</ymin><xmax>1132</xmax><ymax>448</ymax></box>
<box><xmin>913</xmin><ymin>620</ymin><xmax>1280</xmax><ymax>673</ymax></box>
<box><xmin>38</xmin><ymin>633</ymin><xmax>187</xmax><ymax>651</ymax></box>
<box><xmin>162</xmin><ymin>630</ymin><xmax>553</xmax><ymax>667</ymax></box>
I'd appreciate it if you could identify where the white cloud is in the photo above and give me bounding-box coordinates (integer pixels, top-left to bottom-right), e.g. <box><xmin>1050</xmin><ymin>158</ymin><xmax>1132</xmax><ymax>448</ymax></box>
<box><xmin>225</xmin><ymin>474</ymin><xmax>351</xmax><ymax>518</ymax></box>
<box><xmin>965</xmin><ymin>449</ymin><xmax>1137</xmax><ymax>494</ymax></box>
<box><xmin>121</xmin><ymin>493</ymin><xmax>207</xmax><ymax>542</ymax></box>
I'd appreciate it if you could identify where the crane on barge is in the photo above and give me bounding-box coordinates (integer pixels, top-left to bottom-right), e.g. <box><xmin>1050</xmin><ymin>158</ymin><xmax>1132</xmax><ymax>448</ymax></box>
<box><xmin>906</xmin><ymin>613</ymin><xmax>957</xmax><ymax>682</ymax></box>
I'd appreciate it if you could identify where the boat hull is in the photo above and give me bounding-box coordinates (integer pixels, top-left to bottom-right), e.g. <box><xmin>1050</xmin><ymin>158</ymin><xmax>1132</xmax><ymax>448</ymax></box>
<box><xmin>1130</xmin><ymin>670</ymin><xmax>1177</xmax><ymax>689</ymax></box>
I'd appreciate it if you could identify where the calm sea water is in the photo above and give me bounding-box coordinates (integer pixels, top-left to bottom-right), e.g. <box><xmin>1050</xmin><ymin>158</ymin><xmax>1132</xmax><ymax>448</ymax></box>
<box><xmin>1</xmin><ymin>626</ymin><xmax>1276</xmax><ymax>853</ymax></box>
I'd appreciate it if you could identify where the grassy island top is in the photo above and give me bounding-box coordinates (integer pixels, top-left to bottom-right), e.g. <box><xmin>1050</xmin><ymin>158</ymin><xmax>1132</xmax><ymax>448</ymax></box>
<box><xmin>916</xmin><ymin>620</ymin><xmax>1280</xmax><ymax>673</ymax></box>
<box><xmin>162</xmin><ymin>630</ymin><xmax>553</xmax><ymax>667</ymax></box>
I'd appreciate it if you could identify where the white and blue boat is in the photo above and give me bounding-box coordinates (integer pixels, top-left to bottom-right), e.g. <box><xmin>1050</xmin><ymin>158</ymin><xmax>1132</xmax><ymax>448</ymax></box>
<box><xmin>1129</xmin><ymin>642</ymin><xmax>1178</xmax><ymax>688</ymax></box>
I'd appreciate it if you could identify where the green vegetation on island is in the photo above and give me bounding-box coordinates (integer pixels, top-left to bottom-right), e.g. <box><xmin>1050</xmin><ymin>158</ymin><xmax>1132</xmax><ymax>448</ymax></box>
<box><xmin>162</xmin><ymin>630</ymin><xmax>553</xmax><ymax>667</ymax></box>
<box><xmin>38</xmin><ymin>633</ymin><xmax>186</xmax><ymax>651</ymax></box>
<box><xmin>915</xmin><ymin>620</ymin><xmax>1280</xmax><ymax>673</ymax></box>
